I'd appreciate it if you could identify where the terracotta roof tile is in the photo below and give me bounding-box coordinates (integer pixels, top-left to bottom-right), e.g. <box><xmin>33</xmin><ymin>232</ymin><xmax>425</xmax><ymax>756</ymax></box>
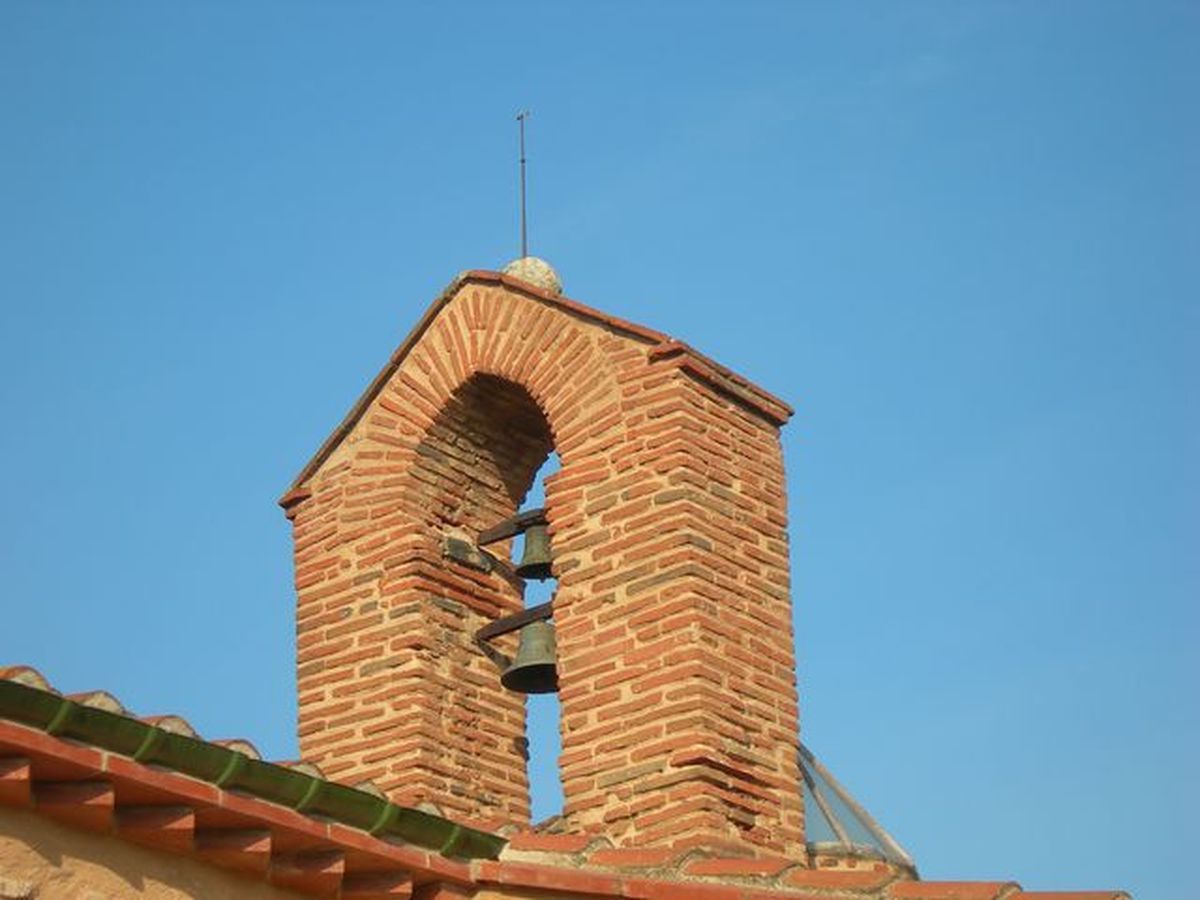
<box><xmin>505</xmin><ymin>831</ymin><xmax>595</xmax><ymax>853</ymax></box>
<box><xmin>65</xmin><ymin>690</ymin><xmax>125</xmax><ymax>714</ymax></box>
<box><xmin>586</xmin><ymin>846</ymin><xmax>681</xmax><ymax>869</ymax></box>
<box><xmin>353</xmin><ymin>778</ymin><xmax>387</xmax><ymax>799</ymax></box>
<box><xmin>209</xmin><ymin>737</ymin><xmax>262</xmax><ymax>759</ymax></box>
<box><xmin>0</xmin><ymin>665</ymin><xmax>51</xmax><ymax>691</ymax></box>
<box><xmin>784</xmin><ymin>865</ymin><xmax>897</xmax><ymax>891</ymax></box>
<box><xmin>278</xmin><ymin>759</ymin><xmax>326</xmax><ymax>778</ymax></box>
<box><xmin>138</xmin><ymin>714</ymin><xmax>198</xmax><ymax>737</ymax></box>
<box><xmin>890</xmin><ymin>882</ymin><xmax>1020</xmax><ymax>900</ymax></box>
<box><xmin>684</xmin><ymin>856</ymin><xmax>793</xmax><ymax>877</ymax></box>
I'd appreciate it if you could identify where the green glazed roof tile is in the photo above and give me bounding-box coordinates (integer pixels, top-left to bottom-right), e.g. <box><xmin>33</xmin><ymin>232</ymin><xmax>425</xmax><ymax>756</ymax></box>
<box><xmin>0</xmin><ymin>667</ymin><xmax>505</xmax><ymax>861</ymax></box>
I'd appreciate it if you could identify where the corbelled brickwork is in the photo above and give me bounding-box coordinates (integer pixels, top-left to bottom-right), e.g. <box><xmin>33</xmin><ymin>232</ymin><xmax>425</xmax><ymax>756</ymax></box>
<box><xmin>281</xmin><ymin>270</ymin><xmax>803</xmax><ymax>858</ymax></box>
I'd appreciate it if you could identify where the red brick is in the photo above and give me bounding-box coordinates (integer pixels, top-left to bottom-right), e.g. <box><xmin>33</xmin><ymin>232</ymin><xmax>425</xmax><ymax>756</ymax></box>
<box><xmin>475</xmin><ymin>861</ymin><xmax>622</xmax><ymax>895</ymax></box>
<box><xmin>684</xmin><ymin>856</ymin><xmax>791</xmax><ymax>878</ymax></box>
<box><xmin>891</xmin><ymin>883</ymin><xmax>1021</xmax><ymax>900</ymax></box>
<box><xmin>587</xmin><ymin>847</ymin><xmax>678</xmax><ymax>868</ymax></box>
<box><xmin>505</xmin><ymin>832</ymin><xmax>592</xmax><ymax>853</ymax></box>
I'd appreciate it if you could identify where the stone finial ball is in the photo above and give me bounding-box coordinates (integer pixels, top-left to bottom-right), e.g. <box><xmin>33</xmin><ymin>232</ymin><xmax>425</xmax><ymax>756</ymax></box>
<box><xmin>501</xmin><ymin>256</ymin><xmax>563</xmax><ymax>295</ymax></box>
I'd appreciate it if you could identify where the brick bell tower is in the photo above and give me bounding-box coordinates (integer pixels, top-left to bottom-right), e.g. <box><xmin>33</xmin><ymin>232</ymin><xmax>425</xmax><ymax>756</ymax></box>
<box><xmin>279</xmin><ymin>257</ymin><xmax>804</xmax><ymax>859</ymax></box>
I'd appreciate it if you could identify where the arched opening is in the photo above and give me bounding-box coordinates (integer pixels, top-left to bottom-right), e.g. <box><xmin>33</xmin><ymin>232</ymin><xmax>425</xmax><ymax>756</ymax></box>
<box><xmin>512</xmin><ymin>451</ymin><xmax>564</xmax><ymax>824</ymax></box>
<box><xmin>400</xmin><ymin>373</ymin><xmax>557</xmax><ymax>822</ymax></box>
<box><xmin>410</xmin><ymin>373</ymin><xmax>565</xmax><ymax>824</ymax></box>
<box><xmin>413</xmin><ymin>373</ymin><xmax>554</xmax><ymax>529</ymax></box>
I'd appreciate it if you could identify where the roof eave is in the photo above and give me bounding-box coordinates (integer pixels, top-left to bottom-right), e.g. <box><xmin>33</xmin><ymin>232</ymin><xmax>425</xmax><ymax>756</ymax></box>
<box><xmin>0</xmin><ymin>677</ymin><xmax>504</xmax><ymax>862</ymax></box>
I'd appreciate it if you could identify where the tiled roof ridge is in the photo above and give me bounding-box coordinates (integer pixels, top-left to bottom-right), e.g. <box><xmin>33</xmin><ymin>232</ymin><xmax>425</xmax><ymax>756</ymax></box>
<box><xmin>489</xmin><ymin>832</ymin><xmax>1128</xmax><ymax>899</ymax></box>
<box><xmin>279</xmin><ymin>268</ymin><xmax>795</xmax><ymax>505</ymax></box>
<box><xmin>0</xmin><ymin>664</ymin><xmax>1133</xmax><ymax>899</ymax></box>
<box><xmin>0</xmin><ymin>664</ymin><xmax>504</xmax><ymax>865</ymax></box>
<box><xmin>497</xmin><ymin>830</ymin><xmax>907</xmax><ymax>896</ymax></box>
<box><xmin>1</xmin><ymin>666</ymin><xmax>262</xmax><ymax>768</ymax></box>
<box><xmin>477</xmin><ymin>838</ymin><xmax>1131</xmax><ymax>900</ymax></box>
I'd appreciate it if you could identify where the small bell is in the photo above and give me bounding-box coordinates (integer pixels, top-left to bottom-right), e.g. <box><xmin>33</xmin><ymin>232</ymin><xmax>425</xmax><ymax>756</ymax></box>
<box><xmin>501</xmin><ymin>620</ymin><xmax>558</xmax><ymax>694</ymax></box>
<box><xmin>514</xmin><ymin>523</ymin><xmax>553</xmax><ymax>581</ymax></box>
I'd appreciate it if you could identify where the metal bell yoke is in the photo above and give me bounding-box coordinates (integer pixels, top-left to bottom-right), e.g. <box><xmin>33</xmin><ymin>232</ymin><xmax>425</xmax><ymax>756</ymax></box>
<box><xmin>478</xmin><ymin>507</ymin><xmax>554</xmax><ymax>582</ymax></box>
<box><xmin>474</xmin><ymin>600</ymin><xmax>558</xmax><ymax>695</ymax></box>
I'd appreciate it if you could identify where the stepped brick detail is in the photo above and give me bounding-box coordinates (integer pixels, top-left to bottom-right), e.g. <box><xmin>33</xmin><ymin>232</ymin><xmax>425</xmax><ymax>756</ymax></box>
<box><xmin>283</xmin><ymin>271</ymin><xmax>803</xmax><ymax>858</ymax></box>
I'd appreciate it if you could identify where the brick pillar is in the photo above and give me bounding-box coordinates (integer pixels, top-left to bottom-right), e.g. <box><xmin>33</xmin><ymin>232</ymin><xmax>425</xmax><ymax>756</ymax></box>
<box><xmin>289</xmin><ymin>373</ymin><xmax>551</xmax><ymax>824</ymax></box>
<box><xmin>282</xmin><ymin>272</ymin><xmax>804</xmax><ymax>856</ymax></box>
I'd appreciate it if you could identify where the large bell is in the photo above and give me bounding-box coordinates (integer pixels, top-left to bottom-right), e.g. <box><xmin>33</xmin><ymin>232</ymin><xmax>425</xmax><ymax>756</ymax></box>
<box><xmin>501</xmin><ymin>620</ymin><xmax>558</xmax><ymax>694</ymax></box>
<box><xmin>514</xmin><ymin>523</ymin><xmax>553</xmax><ymax>580</ymax></box>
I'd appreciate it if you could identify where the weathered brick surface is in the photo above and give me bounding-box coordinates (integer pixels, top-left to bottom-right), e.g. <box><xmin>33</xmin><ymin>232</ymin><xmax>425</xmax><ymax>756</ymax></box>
<box><xmin>284</xmin><ymin>274</ymin><xmax>804</xmax><ymax>856</ymax></box>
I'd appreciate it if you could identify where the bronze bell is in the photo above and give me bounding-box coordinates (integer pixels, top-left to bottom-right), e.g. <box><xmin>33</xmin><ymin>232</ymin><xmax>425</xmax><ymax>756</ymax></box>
<box><xmin>514</xmin><ymin>523</ymin><xmax>553</xmax><ymax>581</ymax></box>
<box><xmin>501</xmin><ymin>620</ymin><xmax>558</xmax><ymax>694</ymax></box>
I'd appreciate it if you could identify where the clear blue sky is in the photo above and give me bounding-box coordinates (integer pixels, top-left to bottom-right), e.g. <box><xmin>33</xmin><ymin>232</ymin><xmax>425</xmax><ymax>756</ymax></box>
<box><xmin>1</xmin><ymin>3</ymin><xmax>1195</xmax><ymax>898</ymax></box>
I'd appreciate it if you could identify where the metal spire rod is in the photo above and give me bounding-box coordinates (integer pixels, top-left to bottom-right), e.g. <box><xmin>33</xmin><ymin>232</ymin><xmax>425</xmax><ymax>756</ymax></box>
<box><xmin>517</xmin><ymin>109</ymin><xmax>530</xmax><ymax>259</ymax></box>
